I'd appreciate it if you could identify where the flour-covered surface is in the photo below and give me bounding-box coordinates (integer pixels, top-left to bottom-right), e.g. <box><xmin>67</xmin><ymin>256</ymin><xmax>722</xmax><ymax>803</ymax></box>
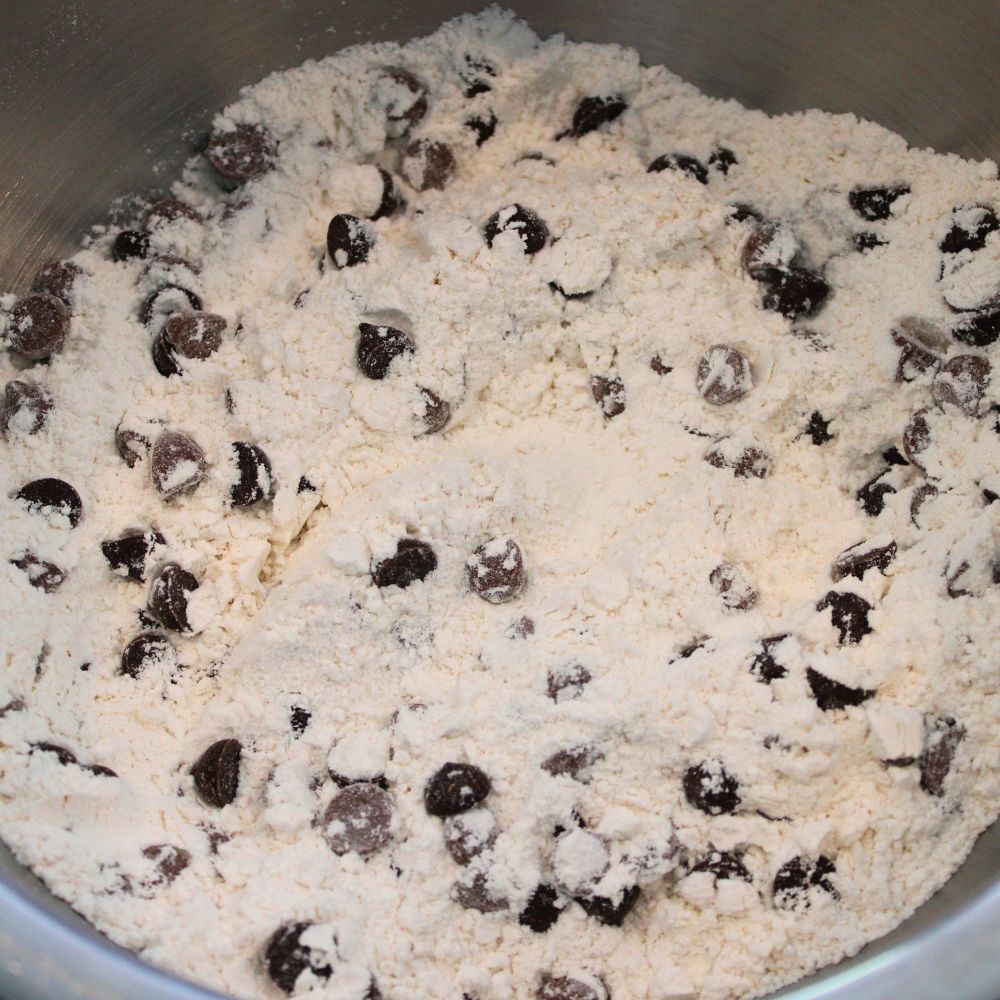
<box><xmin>1</xmin><ymin>8</ymin><xmax>999</xmax><ymax>1000</ymax></box>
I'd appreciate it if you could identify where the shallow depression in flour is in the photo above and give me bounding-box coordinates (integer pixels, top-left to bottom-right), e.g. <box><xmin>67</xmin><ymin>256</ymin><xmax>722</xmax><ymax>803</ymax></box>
<box><xmin>1</xmin><ymin>7</ymin><xmax>999</xmax><ymax>1000</ymax></box>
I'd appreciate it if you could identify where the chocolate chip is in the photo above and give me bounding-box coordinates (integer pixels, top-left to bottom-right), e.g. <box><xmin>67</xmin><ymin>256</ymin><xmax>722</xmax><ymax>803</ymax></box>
<box><xmin>112</xmin><ymin>229</ymin><xmax>150</xmax><ymax>262</ymax></box>
<box><xmin>32</xmin><ymin>260</ymin><xmax>82</xmax><ymax>307</ymax></box>
<box><xmin>191</xmin><ymin>738</ymin><xmax>241</xmax><ymax>808</ymax></box>
<box><xmin>206</xmin><ymin>124</ymin><xmax>277</xmax><ymax>185</ymax></box>
<box><xmin>116</xmin><ymin>424</ymin><xmax>151</xmax><ymax>469</ymax></box>
<box><xmin>151</xmin><ymin>331</ymin><xmax>182</xmax><ymax>377</ymax></box>
<box><xmin>102</xmin><ymin>529</ymin><xmax>166</xmax><ymax>582</ymax></box>
<box><xmin>229</xmin><ymin>441</ymin><xmax>274</xmax><ymax>506</ymax></box>
<box><xmin>952</xmin><ymin>304</ymin><xmax>1000</xmax><ymax>347</ymax></box>
<box><xmin>806</xmin><ymin>411</ymin><xmax>833</xmax><ymax>444</ymax></box>
<box><xmin>148</xmin><ymin>563</ymin><xmax>199</xmax><ymax>633</ymax></box>
<box><xmin>8</xmin><ymin>293</ymin><xmax>69</xmax><ymax>360</ymax></box>
<box><xmin>849</xmin><ymin>186</ymin><xmax>909</xmax><ymax>222</ymax></box>
<box><xmin>370</xmin><ymin>168</ymin><xmax>404</xmax><ymax>221</ymax></box>
<box><xmin>816</xmin><ymin>591</ymin><xmax>873</xmax><ymax>645</ymax></box>
<box><xmin>483</xmin><ymin>204</ymin><xmax>550</xmax><ymax>254</ymax></box>
<box><xmin>832</xmin><ymin>539</ymin><xmax>897</xmax><ymax>581</ymax></box>
<box><xmin>141</xmin><ymin>844</ymin><xmax>191</xmax><ymax>885</ymax></box>
<box><xmin>10</xmin><ymin>553</ymin><xmax>65</xmax><ymax>592</ymax></box>
<box><xmin>467</xmin><ymin>538</ymin><xmax>526</xmax><ymax>604</ymax></box>
<box><xmin>401</xmin><ymin>139</ymin><xmax>456</xmax><ymax>192</ymax></box>
<box><xmin>507</xmin><ymin>615</ymin><xmax>535</xmax><ymax>639</ymax></box>
<box><xmin>890</xmin><ymin>320</ymin><xmax>942</xmax><ymax>382</ymax></box>
<box><xmin>374</xmin><ymin>68</ymin><xmax>428</xmax><ymax>138</ymax></box>
<box><xmin>704</xmin><ymin>440</ymin><xmax>772</xmax><ymax>479</ymax></box>
<box><xmin>1</xmin><ymin>380</ymin><xmax>52</xmax><ymax>437</ymax></box>
<box><xmin>691</xmin><ymin>850</ymin><xmax>752</xmax><ymax>882</ymax></box>
<box><xmin>773</xmin><ymin>856</ymin><xmax>838</xmax><ymax>910</ymax></box>
<box><xmin>297</xmin><ymin>476</ymin><xmax>316</xmax><ymax>494</ymax></box>
<box><xmin>857</xmin><ymin>469</ymin><xmax>896</xmax><ymax>517</ymax></box>
<box><xmin>902</xmin><ymin>408</ymin><xmax>932</xmax><ymax>469</ymax></box>
<box><xmin>443</xmin><ymin>808</ymin><xmax>499</xmax><ymax>865</ymax></box>
<box><xmin>460</xmin><ymin>55</ymin><xmax>496</xmax><ymax>97</ymax></box>
<box><xmin>939</xmin><ymin>204</ymin><xmax>999</xmax><ymax>254</ymax></box>
<box><xmin>883</xmin><ymin>445</ymin><xmax>909</xmax><ymax>466</ymax></box>
<box><xmin>519</xmin><ymin>884</ymin><xmax>563</xmax><ymax>933</ymax></box>
<box><xmin>372</xmin><ymin>538</ymin><xmax>437</xmax><ymax>589</ymax></box>
<box><xmin>289</xmin><ymin>707</ymin><xmax>311</xmax><ymax>735</ymax></box>
<box><xmin>327</xmin><ymin>214</ymin><xmax>375</xmax><ymax>268</ymax></box>
<box><xmin>750</xmin><ymin>634</ymin><xmax>789</xmax><ymax>683</ymax></box>
<box><xmin>322</xmin><ymin>782</ymin><xmax>395</xmax><ymax>855</ymax></box>
<box><xmin>140</xmin><ymin>285</ymin><xmax>203</xmax><ymax>329</ymax></box>
<box><xmin>547</xmin><ymin>662</ymin><xmax>592</xmax><ymax>702</ymax></box>
<box><xmin>163</xmin><ymin>312</ymin><xmax>226</xmax><ymax>360</ymax></box>
<box><xmin>264</xmin><ymin>921</ymin><xmax>333</xmax><ymax>995</ymax></box>
<box><xmin>15</xmin><ymin>478</ymin><xmax>82</xmax><ymax>527</ymax></box>
<box><xmin>710</xmin><ymin>561</ymin><xmax>757</xmax><ymax>611</ymax></box>
<box><xmin>708</xmin><ymin>147</ymin><xmax>738</xmax><ymax>174</ymax></box>
<box><xmin>933</xmin><ymin>355</ymin><xmax>990</xmax><ymax>417</ymax></box>
<box><xmin>854</xmin><ymin>232</ymin><xmax>886</xmax><ymax>253</ymax></box>
<box><xmin>565</xmin><ymin>94</ymin><xmax>627</xmax><ymax>138</ymax></box>
<box><xmin>538</xmin><ymin>976</ymin><xmax>602</xmax><ymax>1000</ymax></box>
<box><xmin>150</xmin><ymin>430</ymin><xmax>206</xmax><ymax>498</ymax></box>
<box><xmin>590</xmin><ymin>374</ymin><xmax>626</xmax><ymax>418</ymax></box>
<box><xmin>741</xmin><ymin>220</ymin><xmax>798</xmax><ymax>279</ymax></box>
<box><xmin>144</xmin><ymin>200</ymin><xmax>201</xmax><ymax>227</ymax></box>
<box><xmin>418</xmin><ymin>387</ymin><xmax>451</xmax><ymax>434</ymax></box>
<box><xmin>540</xmin><ymin>745</ymin><xmax>602</xmax><ymax>782</ymax></box>
<box><xmin>30</xmin><ymin>742</ymin><xmax>79</xmax><ymax>766</ymax></box>
<box><xmin>912</xmin><ymin>483</ymin><xmax>940</xmax><ymax>525</ymax></box>
<box><xmin>696</xmin><ymin>344</ymin><xmax>752</xmax><ymax>405</ymax></box>
<box><xmin>424</xmin><ymin>762</ymin><xmax>491</xmax><ymax>817</ymax></box>
<box><xmin>356</xmin><ymin>322</ymin><xmax>415</xmax><ymax>380</ymax></box>
<box><xmin>683</xmin><ymin>759</ymin><xmax>741</xmax><ymax>815</ymax></box>
<box><xmin>759</xmin><ymin>266</ymin><xmax>830</xmax><ymax>319</ymax></box>
<box><xmin>806</xmin><ymin>666</ymin><xmax>875</xmax><ymax>711</ymax></box>
<box><xmin>919</xmin><ymin>716</ymin><xmax>966</xmax><ymax>797</ymax></box>
<box><xmin>648</xmin><ymin>153</ymin><xmax>708</xmax><ymax>184</ymax></box>
<box><xmin>650</xmin><ymin>355</ymin><xmax>672</xmax><ymax>375</ymax></box>
<box><xmin>120</xmin><ymin>633</ymin><xmax>175</xmax><ymax>678</ymax></box>
<box><xmin>466</xmin><ymin>111</ymin><xmax>498</xmax><ymax>146</ymax></box>
<box><xmin>575</xmin><ymin>885</ymin><xmax>641</xmax><ymax>926</ymax></box>
<box><xmin>452</xmin><ymin>867</ymin><xmax>508</xmax><ymax>912</ymax></box>
<box><xmin>727</xmin><ymin>203</ymin><xmax>763</xmax><ymax>225</ymax></box>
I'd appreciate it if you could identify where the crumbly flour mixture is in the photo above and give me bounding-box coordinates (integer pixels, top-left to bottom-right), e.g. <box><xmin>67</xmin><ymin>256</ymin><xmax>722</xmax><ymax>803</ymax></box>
<box><xmin>1</xmin><ymin>9</ymin><xmax>999</xmax><ymax>1000</ymax></box>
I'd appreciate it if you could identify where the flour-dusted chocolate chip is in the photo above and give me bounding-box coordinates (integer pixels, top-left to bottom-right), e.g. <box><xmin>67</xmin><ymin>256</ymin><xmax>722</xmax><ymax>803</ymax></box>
<box><xmin>466</xmin><ymin>111</ymin><xmax>498</xmax><ymax>146</ymax></box>
<box><xmin>372</xmin><ymin>538</ymin><xmax>437</xmax><ymax>589</ymax></box>
<box><xmin>8</xmin><ymin>294</ymin><xmax>70</xmax><ymax>360</ymax></box>
<box><xmin>710</xmin><ymin>561</ymin><xmax>758</xmax><ymax>611</ymax></box>
<box><xmin>120</xmin><ymin>633</ymin><xmax>175</xmax><ymax>679</ymax></box>
<box><xmin>140</xmin><ymin>285</ymin><xmax>203</xmax><ymax>330</ymax></box>
<box><xmin>805</xmin><ymin>411</ymin><xmax>833</xmax><ymax>444</ymax></box>
<box><xmin>773</xmin><ymin>856</ymin><xmax>838</xmax><ymax>910</ymax></box>
<box><xmin>297</xmin><ymin>476</ymin><xmax>316</xmax><ymax>495</ymax></box>
<box><xmin>327</xmin><ymin>214</ymin><xmax>375</xmax><ymax>268</ymax></box>
<box><xmin>151</xmin><ymin>332</ymin><xmax>182</xmax><ymax>377</ymax></box>
<box><xmin>401</xmin><ymin>139</ymin><xmax>456</xmax><ymax>192</ymax></box>
<box><xmin>206</xmin><ymin>123</ymin><xmax>277</xmax><ymax>185</ymax></box>
<box><xmin>816</xmin><ymin>591</ymin><xmax>873</xmax><ymax>645</ymax></box>
<box><xmin>150</xmin><ymin>430</ymin><xmax>207</xmax><ymax>498</ymax></box>
<box><xmin>547</xmin><ymin>662</ymin><xmax>592</xmax><ymax>702</ymax></box>
<box><xmin>163</xmin><ymin>311</ymin><xmax>226</xmax><ymax>360</ymax></box>
<box><xmin>356</xmin><ymin>323</ymin><xmax>415</xmax><ymax>380</ymax></box>
<box><xmin>590</xmin><ymin>374</ymin><xmax>626</xmax><ymax>418</ymax></box>
<box><xmin>939</xmin><ymin>204</ymin><xmax>999</xmax><ymax>254</ymax></box>
<box><xmin>508</xmin><ymin>615</ymin><xmax>535</xmax><ymax>639</ymax></box>
<box><xmin>140</xmin><ymin>844</ymin><xmax>191</xmax><ymax>887</ymax></box>
<box><xmin>952</xmin><ymin>302</ymin><xmax>1000</xmax><ymax>347</ymax></box>
<box><xmin>30</xmin><ymin>742</ymin><xmax>80</xmax><ymax>766</ymax></box>
<box><xmin>322</xmin><ymin>782</ymin><xmax>395</xmax><ymax>855</ymax></box>
<box><xmin>727</xmin><ymin>203</ymin><xmax>763</xmax><ymax>225</ymax></box>
<box><xmin>148</xmin><ymin>563</ymin><xmax>200</xmax><ymax>633</ymax></box>
<box><xmin>484</xmin><ymin>204</ymin><xmax>550</xmax><ymax>254</ymax></box>
<box><xmin>649</xmin><ymin>355</ymin><xmax>672</xmax><ymax>375</ymax></box>
<box><xmin>919</xmin><ymin>716</ymin><xmax>966</xmax><ymax>797</ymax></box>
<box><xmin>32</xmin><ymin>260</ymin><xmax>82</xmax><ymax>307</ymax></box>
<box><xmin>467</xmin><ymin>537</ymin><xmax>526</xmax><ymax>603</ymax></box>
<box><xmin>741</xmin><ymin>220</ymin><xmax>798</xmax><ymax>279</ymax></box>
<box><xmin>890</xmin><ymin>318</ymin><xmax>944</xmax><ymax>383</ymax></box>
<box><xmin>263</xmin><ymin>921</ymin><xmax>333</xmax><ymax>995</ymax></box>
<box><xmin>564</xmin><ymin>94</ymin><xmax>627</xmax><ymax>138</ymax></box>
<box><xmin>832</xmin><ymin>538</ymin><xmax>897</xmax><ymax>581</ymax></box>
<box><xmin>15</xmin><ymin>478</ymin><xmax>82</xmax><ymax>527</ymax></box>
<box><xmin>144</xmin><ymin>200</ymin><xmax>201</xmax><ymax>228</ymax></box>
<box><xmin>854</xmin><ymin>232</ymin><xmax>886</xmax><ymax>253</ymax></box>
<box><xmin>704</xmin><ymin>439</ymin><xmax>772</xmax><ymax>479</ymax></box>
<box><xmin>10</xmin><ymin>552</ymin><xmax>65</xmax><ymax>593</ymax></box>
<box><xmin>229</xmin><ymin>442</ymin><xmax>274</xmax><ymax>507</ymax></box>
<box><xmin>697</xmin><ymin>344</ymin><xmax>752</xmax><ymax>405</ymax></box>
<box><xmin>538</xmin><ymin>975</ymin><xmax>606</xmax><ymax>1000</ymax></box>
<box><xmin>911</xmin><ymin>482</ymin><xmax>939</xmax><ymax>525</ymax></box>
<box><xmin>373</xmin><ymin>67</ymin><xmax>428</xmax><ymax>138</ymax></box>
<box><xmin>370</xmin><ymin>168</ymin><xmax>404</xmax><ymax>221</ymax></box>
<box><xmin>541</xmin><ymin>744</ymin><xmax>603</xmax><ymax>782</ymax></box>
<box><xmin>452</xmin><ymin>866</ymin><xmax>509</xmax><ymax>913</ymax></box>
<box><xmin>857</xmin><ymin>468</ymin><xmax>897</xmax><ymax>517</ymax></box>
<box><xmin>902</xmin><ymin>408</ymin><xmax>932</xmax><ymax>469</ymax></box>
<box><xmin>708</xmin><ymin>147</ymin><xmax>738</xmax><ymax>175</ymax></box>
<box><xmin>112</xmin><ymin>229</ymin><xmax>151</xmax><ymax>262</ymax></box>
<box><xmin>101</xmin><ymin>529</ymin><xmax>166</xmax><ymax>582</ymax></box>
<box><xmin>519</xmin><ymin>883</ymin><xmax>563</xmax><ymax>933</ymax></box>
<box><xmin>683</xmin><ymin>759</ymin><xmax>741</xmax><ymax>815</ymax></box>
<box><xmin>575</xmin><ymin>885</ymin><xmax>642</xmax><ymax>927</ymax></box>
<box><xmin>460</xmin><ymin>54</ymin><xmax>496</xmax><ymax>96</ymax></box>
<box><xmin>424</xmin><ymin>762</ymin><xmax>491</xmax><ymax>816</ymax></box>
<box><xmin>750</xmin><ymin>634</ymin><xmax>789</xmax><ymax>683</ymax></box>
<box><xmin>418</xmin><ymin>387</ymin><xmax>451</xmax><ymax>434</ymax></box>
<box><xmin>289</xmin><ymin>706</ymin><xmax>311</xmax><ymax>734</ymax></box>
<box><xmin>932</xmin><ymin>355</ymin><xmax>990</xmax><ymax>417</ymax></box>
<box><xmin>191</xmin><ymin>738</ymin><xmax>241</xmax><ymax>808</ymax></box>
<box><xmin>849</xmin><ymin>185</ymin><xmax>909</xmax><ymax>221</ymax></box>
<box><xmin>443</xmin><ymin>808</ymin><xmax>499</xmax><ymax>865</ymax></box>
<box><xmin>691</xmin><ymin>850</ymin><xmax>752</xmax><ymax>882</ymax></box>
<box><xmin>759</xmin><ymin>266</ymin><xmax>830</xmax><ymax>319</ymax></box>
<box><xmin>806</xmin><ymin>666</ymin><xmax>875</xmax><ymax>711</ymax></box>
<box><xmin>1</xmin><ymin>380</ymin><xmax>52</xmax><ymax>437</ymax></box>
<box><xmin>116</xmin><ymin>423</ymin><xmax>152</xmax><ymax>468</ymax></box>
<box><xmin>648</xmin><ymin>153</ymin><xmax>708</xmax><ymax>184</ymax></box>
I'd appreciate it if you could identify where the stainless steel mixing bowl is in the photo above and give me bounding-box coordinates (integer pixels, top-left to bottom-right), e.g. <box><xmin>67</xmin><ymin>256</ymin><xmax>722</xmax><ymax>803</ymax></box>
<box><xmin>1</xmin><ymin>1</ymin><xmax>998</xmax><ymax>998</ymax></box>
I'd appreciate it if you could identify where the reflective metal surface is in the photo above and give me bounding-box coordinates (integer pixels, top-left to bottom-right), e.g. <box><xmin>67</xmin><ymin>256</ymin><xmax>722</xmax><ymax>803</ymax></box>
<box><xmin>1</xmin><ymin>2</ymin><xmax>998</xmax><ymax>998</ymax></box>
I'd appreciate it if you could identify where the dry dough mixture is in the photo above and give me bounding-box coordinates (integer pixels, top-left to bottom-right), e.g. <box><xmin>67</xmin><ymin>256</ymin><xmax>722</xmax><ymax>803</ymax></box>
<box><xmin>1</xmin><ymin>8</ymin><xmax>999</xmax><ymax>1000</ymax></box>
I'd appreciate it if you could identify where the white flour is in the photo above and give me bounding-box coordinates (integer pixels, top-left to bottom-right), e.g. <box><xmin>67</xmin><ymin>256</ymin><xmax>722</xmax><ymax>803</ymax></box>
<box><xmin>1</xmin><ymin>8</ymin><xmax>999</xmax><ymax>1000</ymax></box>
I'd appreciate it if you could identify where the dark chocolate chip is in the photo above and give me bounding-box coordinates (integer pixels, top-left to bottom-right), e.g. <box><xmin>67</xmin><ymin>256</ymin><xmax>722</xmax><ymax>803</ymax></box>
<box><xmin>31</xmin><ymin>260</ymin><xmax>82</xmax><ymax>307</ymax></box>
<box><xmin>374</xmin><ymin>68</ymin><xmax>428</xmax><ymax>138</ymax></box>
<box><xmin>933</xmin><ymin>355</ymin><xmax>990</xmax><ymax>417</ymax></box>
<box><xmin>31</xmin><ymin>742</ymin><xmax>79</xmax><ymax>766</ymax></box>
<box><xmin>206</xmin><ymin>124</ymin><xmax>277</xmax><ymax>184</ymax></box>
<box><xmin>519</xmin><ymin>884</ymin><xmax>563</xmax><ymax>933</ymax></box>
<box><xmin>144</xmin><ymin>200</ymin><xmax>201</xmax><ymax>227</ymax></box>
<box><xmin>575</xmin><ymin>885</ymin><xmax>641</xmax><ymax>926</ymax></box>
<box><xmin>806</xmin><ymin>666</ymin><xmax>875</xmax><ymax>711</ymax></box>
<box><xmin>443</xmin><ymin>808</ymin><xmax>499</xmax><ymax>865</ymax></box>
<box><xmin>546</xmin><ymin>662</ymin><xmax>591</xmax><ymax>702</ymax></box>
<box><xmin>460</xmin><ymin>55</ymin><xmax>496</xmax><ymax>97</ymax></box>
<box><xmin>883</xmin><ymin>446</ymin><xmax>909</xmax><ymax>466</ymax></box>
<box><xmin>140</xmin><ymin>844</ymin><xmax>191</xmax><ymax>885</ymax></box>
<box><xmin>890</xmin><ymin>320</ymin><xmax>944</xmax><ymax>382</ymax></box>
<box><xmin>919</xmin><ymin>716</ymin><xmax>966</xmax><ymax>797</ymax></box>
<box><xmin>952</xmin><ymin>304</ymin><xmax>1000</xmax><ymax>347</ymax></box>
<box><xmin>297</xmin><ymin>476</ymin><xmax>316</xmax><ymax>494</ymax></box>
<box><xmin>540</xmin><ymin>745</ymin><xmax>602</xmax><ymax>782</ymax></box>
<box><xmin>467</xmin><ymin>537</ymin><xmax>526</xmax><ymax>603</ymax></box>
<box><xmin>806</xmin><ymin>411</ymin><xmax>833</xmax><ymax>445</ymax></box>
<box><xmin>372</xmin><ymin>538</ymin><xmax>437</xmax><ymax>589</ymax></box>
<box><xmin>912</xmin><ymin>482</ymin><xmax>940</xmax><ymax>525</ymax></box>
<box><xmin>229</xmin><ymin>441</ymin><xmax>274</xmax><ymax>506</ymax></box>
<box><xmin>8</xmin><ymin>294</ymin><xmax>69</xmax><ymax>360</ymax></box>
<box><xmin>263</xmin><ymin>921</ymin><xmax>332</xmax><ymax>995</ymax></box>
<box><xmin>538</xmin><ymin>976</ymin><xmax>602</xmax><ymax>1000</ymax></box>
<box><xmin>148</xmin><ymin>563</ymin><xmax>199</xmax><ymax>633</ymax></box>
<box><xmin>15</xmin><ymin>478</ymin><xmax>82</xmax><ymax>527</ymax></box>
<box><xmin>857</xmin><ymin>470</ymin><xmax>896</xmax><ymax>517</ymax></box>
<box><xmin>191</xmin><ymin>738</ymin><xmax>241</xmax><ymax>808</ymax></box>
<box><xmin>116</xmin><ymin>424</ymin><xmax>152</xmax><ymax>469</ymax></box>
<box><xmin>710</xmin><ymin>561</ymin><xmax>757</xmax><ymax>610</ymax></box>
<box><xmin>10</xmin><ymin>552</ymin><xmax>65</xmax><ymax>592</ymax></box>
<box><xmin>683</xmin><ymin>759</ymin><xmax>741</xmax><ymax>815</ymax></box>
<box><xmin>902</xmin><ymin>408</ymin><xmax>932</xmax><ymax>469</ymax></box>
<box><xmin>648</xmin><ymin>153</ymin><xmax>708</xmax><ymax>184</ymax></box>
<box><xmin>418</xmin><ymin>387</ymin><xmax>451</xmax><ymax>434</ymax></box>
<box><xmin>704</xmin><ymin>441</ymin><xmax>771</xmax><ymax>479</ymax></box>
<box><xmin>466</xmin><ymin>111</ymin><xmax>498</xmax><ymax>146</ymax></box>
<box><xmin>424</xmin><ymin>762</ymin><xmax>491</xmax><ymax>817</ymax></box>
<box><xmin>289</xmin><ymin>706</ymin><xmax>311</xmax><ymax>734</ymax></box>
<box><xmin>727</xmin><ymin>203</ymin><xmax>763</xmax><ymax>225</ymax></box>
<box><xmin>164</xmin><ymin>312</ymin><xmax>226</xmax><ymax>360</ymax></box>
<box><xmin>691</xmin><ymin>850</ymin><xmax>752</xmax><ymax>882</ymax></box>
<box><xmin>708</xmin><ymin>147</ymin><xmax>738</xmax><ymax>174</ymax></box>
<box><xmin>773</xmin><ymin>855</ymin><xmax>838</xmax><ymax>909</ymax></box>
<box><xmin>590</xmin><ymin>374</ymin><xmax>626</xmax><ymax>418</ymax></box>
<box><xmin>832</xmin><ymin>539</ymin><xmax>897</xmax><ymax>581</ymax></box>
<box><xmin>939</xmin><ymin>204</ymin><xmax>999</xmax><ymax>254</ymax></box>
<box><xmin>508</xmin><ymin>615</ymin><xmax>535</xmax><ymax>639</ymax></box>
<box><xmin>322</xmin><ymin>782</ymin><xmax>395</xmax><ymax>855</ymax></box>
<box><xmin>741</xmin><ymin>220</ymin><xmax>797</xmax><ymax>279</ymax></box>
<box><xmin>140</xmin><ymin>285</ymin><xmax>202</xmax><ymax>329</ymax></box>
<box><xmin>849</xmin><ymin>186</ymin><xmax>909</xmax><ymax>222</ymax></box>
<box><xmin>150</xmin><ymin>430</ymin><xmax>207</xmax><ymax>498</ymax></box>
<box><xmin>101</xmin><ymin>529</ymin><xmax>166</xmax><ymax>582</ymax></box>
<box><xmin>152</xmin><ymin>331</ymin><xmax>182</xmax><ymax>377</ymax></box>
<box><xmin>112</xmin><ymin>229</ymin><xmax>150</xmax><ymax>262</ymax></box>
<box><xmin>759</xmin><ymin>266</ymin><xmax>830</xmax><ymax>319</ymax></box>
<box><xmin>1</xmin><ymin>380</ymin><xmax>52</xmax><ymax>437</ymax></box>
<box><xmin>356</xmin><ymin>323</ymin><xmax>415</xmax><ymax>380</ymax></box>
<box><xmin>750</xmin><ymin>634</ymin><xmax>789</xmax><ymax>683</ymax></box>
<box><xmin>370</xmin><ymin>168</ymin><xmax>404</xmax><ymax>221</ymax></box>
<box><xmin>565</xmin><ymin>94</ymin><xmax>627</xmax><ymax>138</ymax></box>
<box><xmin>452</xmin><ymin>867</ymin><xmax>508</xmax><ymax>912</ymax></box>
<box><xmin>649</xmin><ymin>355</ymin><xmax>673</xmax><ymax>375</ymax></box>
<box><xmin>853</xmin><ymin>232</ymin><xmax>886</xmax><ymax>253</ymax></box>
<box><xmin>402</xmin><ymin>139</ymin><xmax>456</xmax><ymax>192</ymax></box>
<box><xmin>816</xmin><ymin>591</ymin><xmax>873</xmax><ymax>645</ymax></box>
<box><xmin>120</xmin><ymin>633</ymin><xmax>175</xmax><ymax>679</ymax></box>
<box><xmin>327</xmin><ymin>214</ymin><xmax>375</xmax><ymax>268</ymax></box>
<box><xmin>696</xmin><ymin>344</ymin><xmax>752</xmax><ymax>404</ymax></box>
<box><xmin>484</xmin><ymin>204</ymin><xmax>550</xmax><ymax>254</ymax></box>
